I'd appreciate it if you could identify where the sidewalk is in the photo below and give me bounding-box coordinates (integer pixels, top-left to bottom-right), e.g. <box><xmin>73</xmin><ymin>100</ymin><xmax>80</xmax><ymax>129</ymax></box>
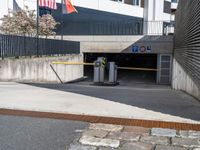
<box><xmin>68</xmin><ymin>123</ymin><xmax>200</xmax><ymax>150</ymax></box>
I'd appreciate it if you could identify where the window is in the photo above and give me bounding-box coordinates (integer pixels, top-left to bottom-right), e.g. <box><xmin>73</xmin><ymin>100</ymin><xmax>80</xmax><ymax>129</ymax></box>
<box><xmin>171</xmin><ymin>0</ymin><xmax>178</xmax><ymax>3</ymax></box>
<box><xmin>111</xmin><ymin>0</ymin><xmax>124</xmax><ymax>2</ymax></box>
<box><xmin>133</xmin><ymin>0</ymin><xmax>140</xmax><ymax>6</ymax></box>
<box><xmin>112</xmin><ymin>0</ymin><xmax>141</xmax><ymax>6</ymax></box>
<box><xmin>164</xmin><ymin>1</ymin><xmax>171</xmax><ymax>14</ymax></box>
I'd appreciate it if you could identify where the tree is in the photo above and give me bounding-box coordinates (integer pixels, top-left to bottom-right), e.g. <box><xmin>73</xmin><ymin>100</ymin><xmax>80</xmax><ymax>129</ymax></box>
<box><xmin>0</xmin><ymin>6</ymin><xmax>59</xmax><ymax>37</ymax></box>
<box><xmin>39</xmin><ymin>14</ymin><xmax>59</xmax><ymax>37</ymax></box>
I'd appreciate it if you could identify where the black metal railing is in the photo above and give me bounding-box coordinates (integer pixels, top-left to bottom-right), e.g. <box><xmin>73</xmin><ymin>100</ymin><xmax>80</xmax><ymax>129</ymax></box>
<box><xmin>55</xmin><ymin>21</ymin><xmax>175</xmax><ymax>36</ymax></box>
<box><xmin>0</xmin><ymin>34</ymin><xmax>80</xmax><ymax>58</ymax></box>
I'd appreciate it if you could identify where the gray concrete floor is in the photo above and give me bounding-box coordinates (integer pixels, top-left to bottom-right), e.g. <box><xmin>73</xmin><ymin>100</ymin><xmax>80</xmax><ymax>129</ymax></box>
<box><xmin>29</xmin><ymin>82</ymin><xmax>200</xmax><ymax>121</ymax></box>
<box><xmin>0</xmin><ymin>115</ymin><xmax>88</xmax><ymax>150</ymax></box>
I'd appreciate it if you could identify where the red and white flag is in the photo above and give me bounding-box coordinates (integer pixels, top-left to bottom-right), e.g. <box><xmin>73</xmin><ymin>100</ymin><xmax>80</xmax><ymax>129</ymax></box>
<box><xmin>39</xmin><ymin>0</ymin><xmax>57</xmax><ymax>10</ymax></box>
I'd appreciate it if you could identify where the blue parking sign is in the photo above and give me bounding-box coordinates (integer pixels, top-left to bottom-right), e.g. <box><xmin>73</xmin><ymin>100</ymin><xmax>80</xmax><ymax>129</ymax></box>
<box><xmin>132</xmin><ymin>45</ymin><xmax>139</xmax><ymax>53</ymax></box>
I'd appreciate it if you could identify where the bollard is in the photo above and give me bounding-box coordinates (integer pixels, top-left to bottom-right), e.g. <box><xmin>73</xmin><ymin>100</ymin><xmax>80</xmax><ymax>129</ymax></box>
<box><xmin>109</xmin><ymin>62</ymin><xmax>118</xmax><ymax>83</ymax></box>
<box><xmin>97</xmin><ymin>57</ymin><xmax>106</xmax><ymax>83</ymax></box>
<box><xmin>93</xmin><ymin>60</ymin><xmax>101</xmax><ymax>83</ymax></box>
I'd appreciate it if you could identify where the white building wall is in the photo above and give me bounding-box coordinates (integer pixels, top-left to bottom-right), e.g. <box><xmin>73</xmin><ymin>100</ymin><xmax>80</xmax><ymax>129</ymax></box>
<box><xmin>143</xmin><ymin>0</ymin><xmax>171</xmax><ymax>35</ymax></box>
<box><xmin>73</xmin><ymin>0</ymin><xmax>144</xmax><ymax>18</ymax></box>
<box><xmin>171</xmin><ymin>2</ymin><xmax>178</xmax><ymax>9</ymax></box>
<box><xmin>172</xmin><ymin>59</ymin><xmax>200</xmax><ymax>101</ymax></box>
<box><xmin>0</xmin><ymin>0</ymin><xmax>176</xmax><ymax>36</ymax></box>
<box><xmin>0</xmin><ymin>0</ymin><xmax>143</xmax><ymax>18</ymax></box>
<box><xmin>0</xmin><ymin>1</ymin><xmax>13</xmax><ymax>24</ymax></box>
<box><xmin>0</xmin><ymin>55</ymin><xmax>84</xmax><ymax>83</ymax></box>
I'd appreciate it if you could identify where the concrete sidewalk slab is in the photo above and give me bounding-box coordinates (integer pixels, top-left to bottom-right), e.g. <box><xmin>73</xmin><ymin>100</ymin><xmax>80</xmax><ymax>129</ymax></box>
<box><xmin>0</xmin><ymin>82</ymin><xmax>199</xmax><ymax>124</ymax></box>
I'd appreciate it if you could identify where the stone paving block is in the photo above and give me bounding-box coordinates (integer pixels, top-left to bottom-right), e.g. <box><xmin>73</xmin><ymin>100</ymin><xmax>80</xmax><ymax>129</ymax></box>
<box><xmin>83</xmin><ymin>130</ymin><xmax>108</xmax><ymax>138</ymax></box>
<box><xmin>193</xmin><ymin>148</ymin><xmax>200</xmax><ymax>150</ymax></box>
<box><xmin>79</xmin><ymin>136</ymin><xmax>120</xmax><ymax>148</ymax></box>
<box><xmin>151</xmin><ymin>128</ymin><xmax>177</xmax><ymax>137</ymax></box>
<box><xmin>107</xmin><ymin>131</ymin><xmax>140</xmax><ymax>141</ymax></box>
<box><xmin>120</xmin><ymin>142</ymin><xmax>153</xmax><ymax>150</ymax></box>
<box><xmin>68</xmin><ymin>144</ymin><xmax>97</xmax><ymax>150</ymax></box>
<box><xmin>140</xmin><ymin>135</ymin><xmax>170</xmax><ymax>145</ymax></box>
<box><xmin>172</xmin><ymin>137</ymin><xmax>200</xmax><ymax>148</ymax></box>
<box><xmin>155</xmin><ymin>145</ymin><xmax>187</xmax><ymax>150</ymax></box>
<box><xmin>123</xmin><ymin>126</ymin><xmax>150</xmax><ymax>135</ymax></box>
<box><xmin>179</xmin><ymin>130</ymin><xmax>200</xmax><ymax>139</ymax></box>
<box><xmin>89</xmin><ymin>124</ymin><xmax>123</xmax><ymax>132</ymax></box>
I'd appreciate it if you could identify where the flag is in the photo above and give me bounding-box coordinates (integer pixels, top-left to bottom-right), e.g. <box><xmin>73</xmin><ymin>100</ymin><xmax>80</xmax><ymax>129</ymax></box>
<box><xmin>39</xmin><ymin>0</ymin><xmax>57</xmax><ymax>10</ymax></box>
<box><xmin>63</xmin><ymin>0</ymin><xmax>77</xmax><ymax>14</ymax></box>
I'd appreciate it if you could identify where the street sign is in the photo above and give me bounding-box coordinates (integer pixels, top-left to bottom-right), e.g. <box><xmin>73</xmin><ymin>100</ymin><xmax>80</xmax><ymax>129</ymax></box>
<box><xmin>132</xmin><ymin>46</ymin><xmax>139</xmax><ymax>53</ymax></box>
<box><xmin>132</xmin><ymin>45</ymin><xmax>152</xmax><ymax>53</ymax></box>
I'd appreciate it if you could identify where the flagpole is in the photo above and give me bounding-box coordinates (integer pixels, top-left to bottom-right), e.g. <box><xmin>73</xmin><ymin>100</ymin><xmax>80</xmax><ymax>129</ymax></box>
<box><xmin>61</xmin><ymin>0</ymin><xmax>64</xmax><ymax>41</ymax></box>
<box><xmin>36</xmin><ymin>0</ymin><xmax>39</xmax><ymax>57</ymax></box>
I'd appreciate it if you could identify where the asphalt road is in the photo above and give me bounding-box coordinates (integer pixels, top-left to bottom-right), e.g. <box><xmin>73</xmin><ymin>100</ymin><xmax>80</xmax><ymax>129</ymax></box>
<box><xmin>29</xmin><ymin>82</ymin><xmax>200</xmax><ymax>121</ymax></box>
<box><xmin>0</xmin><ymin>115</ymin><xmax>88</xmax><ymax>150</ymax></box>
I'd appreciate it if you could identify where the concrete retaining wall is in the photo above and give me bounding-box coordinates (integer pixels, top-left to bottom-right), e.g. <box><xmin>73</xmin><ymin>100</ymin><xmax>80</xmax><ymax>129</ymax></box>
<box><xmin>60</xmin><ymin>35</ymin><xmax>173</xmax><ymax>54</ymax></box>
<box><xmin>0</xmin><ymin>55</ymin><xmax>83</xmax><ymax>83</ymax></box>
<box><xmin>172</xmin><ymin>59</ymin><xmax>200</xmax><ymax>101</ymax></box>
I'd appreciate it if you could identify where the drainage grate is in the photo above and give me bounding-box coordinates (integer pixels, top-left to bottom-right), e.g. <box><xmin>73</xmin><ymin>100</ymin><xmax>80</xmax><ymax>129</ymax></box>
<box><xmin>0</xmin><ymin>109</ymin><xmax>199</xmax><ymax>131</ymax></box>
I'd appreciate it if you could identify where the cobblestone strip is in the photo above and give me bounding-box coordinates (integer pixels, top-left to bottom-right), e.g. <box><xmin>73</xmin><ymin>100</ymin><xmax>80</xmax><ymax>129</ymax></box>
<box><xmin>67</xmin><ymin>123</ymin><xmax>200</xmax><ymax>150</ymax></box>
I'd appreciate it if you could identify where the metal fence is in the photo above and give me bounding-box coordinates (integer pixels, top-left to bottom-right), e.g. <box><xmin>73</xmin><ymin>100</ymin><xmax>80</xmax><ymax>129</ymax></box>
<box><xmin>55</xmin><ymin>20</ymin><xmax>175</xmax><ymax>36</ymax></box>
<box><xmin>0</xmin><ymin>34</ymin><xmax>80</xmax><ymax>58</ymax></box>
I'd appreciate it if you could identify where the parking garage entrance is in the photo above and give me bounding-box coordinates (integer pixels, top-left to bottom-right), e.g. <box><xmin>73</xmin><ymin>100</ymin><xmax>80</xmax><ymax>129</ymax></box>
<box><xmin>84</xmin><ymin>53</ymin><xmax>172</xmax><ymax>85</ymax></box>
<box><xmin>84</xmin><ymin>53</ymin><xmax>160</xmax><ymax>85</ymax></box>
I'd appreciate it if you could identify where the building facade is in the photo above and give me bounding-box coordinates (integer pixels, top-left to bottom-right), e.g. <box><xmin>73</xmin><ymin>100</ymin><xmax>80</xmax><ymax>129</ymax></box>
<box><xmin>1</xmin><ymin>0</ymin><xmax>178</xmax><ymax>35</ymax></box>
<box><xmin>172</xmin><ymin>0</ymin><xmax>200</xmax><ymax>100</ymax></box>
<box><xmin>0</xmin><ymin>0</ymin><xmax>178</xmax><ymax>85</ymax></box>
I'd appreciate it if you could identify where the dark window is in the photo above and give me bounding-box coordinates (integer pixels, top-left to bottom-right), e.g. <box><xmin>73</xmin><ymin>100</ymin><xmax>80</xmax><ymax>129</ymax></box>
<box><xmin>133</xmin><ymin>0</ymin><xmax>140</xmax><ymax>5</ymax></box>
<box><xmin>124</xmin><ymin>0</ymin><xmax>133</xmax><ymax>5</ymax></box>
<box><xmin>171</xmin><ymin>0</ymin><xmax>178</xmax><ymax>3</ymax></box>
<box><xmin>164</xmin><ymin>1</ymin><xmax>171</xmax><ymax>14</ymax></box>
<box><xmin>141</xmin><ymin>0</ymin><xmax>145</xmax><ymax>8</ymax></box>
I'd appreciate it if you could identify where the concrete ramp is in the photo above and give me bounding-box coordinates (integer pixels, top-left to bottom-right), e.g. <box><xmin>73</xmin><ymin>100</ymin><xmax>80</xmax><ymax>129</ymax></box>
<box><xmin>0</xmin><ymin>82</ymin><xmax>199</xmax><ymax>125</ymax></box>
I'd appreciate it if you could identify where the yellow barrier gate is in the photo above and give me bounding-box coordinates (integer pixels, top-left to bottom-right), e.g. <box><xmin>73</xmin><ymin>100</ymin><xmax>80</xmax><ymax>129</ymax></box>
<box><xmin>52</xmin><ymin>61</ymin><xmax>94</xmax><ymax>66</ymax></box>
<box><xmin>51</xmin><ymin>61</ymin><xmax>158</xmax><ymax>84</ymax></box>
<box><xmin>117</xmin><ymin>66</ymin><xmax>158</xmax><ymax>72</ymax></box>
<box><xmin>52</xmin><ymin>61</ymin><xmax>158</xmax><ymax>72</ymax></box>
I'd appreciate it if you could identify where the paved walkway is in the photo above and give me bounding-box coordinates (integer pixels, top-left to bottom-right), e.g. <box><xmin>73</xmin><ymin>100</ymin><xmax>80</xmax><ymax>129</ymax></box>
<box><xmin>0</xmin><ymin>115</ymin><xmax>88</xmax><ymax>150</ymax></box>
<box><xmin>68</xmin><ymin>123</ymin><xmax>200</xmax><ymax>150</ymax></box>
<box><xmin>0</xmin><ymin>82</ymin><xmax>200</xmax><ymax>124</ymax></box>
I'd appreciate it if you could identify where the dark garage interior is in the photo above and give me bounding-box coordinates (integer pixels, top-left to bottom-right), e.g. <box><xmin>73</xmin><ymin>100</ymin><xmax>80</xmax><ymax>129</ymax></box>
<box><xmin>84</xmin><ymin>53</ymin><xmax>158</xmax><ymax>85</ymax></box>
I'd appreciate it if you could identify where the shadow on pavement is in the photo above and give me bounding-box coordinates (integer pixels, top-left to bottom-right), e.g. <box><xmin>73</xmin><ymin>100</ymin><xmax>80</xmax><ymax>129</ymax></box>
<box><xmin>27</xmin><ymin>82</ymin><xmax>200</xmax><ymax>122</ymax></box>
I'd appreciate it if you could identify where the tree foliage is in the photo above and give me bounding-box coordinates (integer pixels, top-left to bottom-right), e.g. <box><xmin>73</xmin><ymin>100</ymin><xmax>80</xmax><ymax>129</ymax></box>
<box><xmin>39</xmin><ymin>14</ymin><xmax>58</xmax><ymax>37</ymax></box>
<box><xmin>0</xmin><ymin>6</ymin><xmax>59</xmax><ymax>37</ymax></box>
